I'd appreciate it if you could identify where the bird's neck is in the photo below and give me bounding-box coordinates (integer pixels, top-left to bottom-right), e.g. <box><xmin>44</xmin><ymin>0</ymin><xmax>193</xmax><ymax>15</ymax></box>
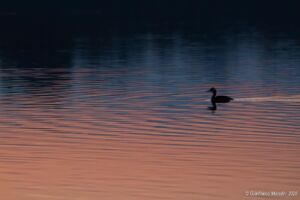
<box><xmin>211</xmin><ymin>91</ymin><xmax>216</xmax><ymax>102</ymax></box>
<box><xmin>212</xmin><ymin>91</ymin><xmax>216</xmax><ymax>98</ymax></box>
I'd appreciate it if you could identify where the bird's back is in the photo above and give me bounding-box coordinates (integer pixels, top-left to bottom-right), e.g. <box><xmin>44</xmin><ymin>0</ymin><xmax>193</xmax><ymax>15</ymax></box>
<box><xmin>214</xmin><ymin>96</ymin><xmax>233</xmax><ymax>103</ymax></box>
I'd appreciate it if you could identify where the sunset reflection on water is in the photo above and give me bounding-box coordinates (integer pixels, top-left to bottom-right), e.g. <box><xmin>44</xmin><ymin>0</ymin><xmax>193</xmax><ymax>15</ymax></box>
<box><xmin>0</xmin><ymin>23</ymin><xmax>300</xmax><ymax>200</ymax></box>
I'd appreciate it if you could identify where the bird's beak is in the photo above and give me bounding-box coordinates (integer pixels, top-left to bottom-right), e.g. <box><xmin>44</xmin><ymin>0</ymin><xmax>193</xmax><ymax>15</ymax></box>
<box><xmin>206</xmin><ymin>89</ymin><xmax>211</xmax><ymax>92</ymax></box>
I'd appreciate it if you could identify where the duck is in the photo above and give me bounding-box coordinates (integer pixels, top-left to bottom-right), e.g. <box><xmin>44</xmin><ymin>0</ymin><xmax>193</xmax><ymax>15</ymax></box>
<box><xmin>207</xmin><ymin>87</ymin><xmax>233</xmax><ymax>103</ymax></box>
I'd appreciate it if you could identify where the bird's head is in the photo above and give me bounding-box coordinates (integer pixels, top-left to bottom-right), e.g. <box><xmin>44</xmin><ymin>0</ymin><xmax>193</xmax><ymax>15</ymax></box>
<box><xmin>207</xmin><ymin>87</ymin><xmax>217</xmax><ymax>93</ymax></box>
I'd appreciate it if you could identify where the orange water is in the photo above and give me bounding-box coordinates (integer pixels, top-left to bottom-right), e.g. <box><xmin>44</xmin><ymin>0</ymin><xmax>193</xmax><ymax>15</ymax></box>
<box><xmin>0</xmin><ymin>30</ymin><xmax>300</xmax><ymax>200</ymax></box>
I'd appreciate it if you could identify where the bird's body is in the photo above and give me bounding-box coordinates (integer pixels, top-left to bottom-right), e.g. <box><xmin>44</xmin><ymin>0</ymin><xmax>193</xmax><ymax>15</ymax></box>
<box><xmin>212</xmin><ymin>95</ymin><xmax>233</xmax><ymax>103</ymax></box>
<box><xmin>207</xmin><ymin>88</ymin><xmax>233</xmax><ymax>104</ymax></box>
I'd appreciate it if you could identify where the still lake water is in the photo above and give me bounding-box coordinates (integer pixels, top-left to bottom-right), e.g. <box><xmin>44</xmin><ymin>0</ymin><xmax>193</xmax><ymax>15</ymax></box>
<box><xmin>0</xmin><ymin>21</ymin><xmax>300</xmax><ymax>199</ymax></box>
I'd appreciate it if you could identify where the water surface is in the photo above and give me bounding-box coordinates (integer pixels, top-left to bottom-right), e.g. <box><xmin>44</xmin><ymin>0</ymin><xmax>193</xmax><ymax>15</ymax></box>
<box><xmin>0</xmin><ymin>21</ymin><xmax>300</xmax><ymax>200</ymax></box>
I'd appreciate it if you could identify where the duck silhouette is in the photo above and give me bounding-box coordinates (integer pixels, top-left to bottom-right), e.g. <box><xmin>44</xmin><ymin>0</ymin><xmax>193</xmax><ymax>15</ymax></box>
<box><xmin>207</xmin><ymin>87</ymin><xmax>233</xmax><ymax>104</ymax></box>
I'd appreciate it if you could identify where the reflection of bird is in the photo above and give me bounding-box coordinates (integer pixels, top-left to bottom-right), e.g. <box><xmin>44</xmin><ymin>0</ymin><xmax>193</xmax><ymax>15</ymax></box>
<box><xmin>207</xmin><ymin>87</ymin><xmax>233</xmax><ymax>103</ymax></box>
<box><xmin>208</xmin><ymin>101</ymin><xmax>217</xmax><ymax>111</ymax></box>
